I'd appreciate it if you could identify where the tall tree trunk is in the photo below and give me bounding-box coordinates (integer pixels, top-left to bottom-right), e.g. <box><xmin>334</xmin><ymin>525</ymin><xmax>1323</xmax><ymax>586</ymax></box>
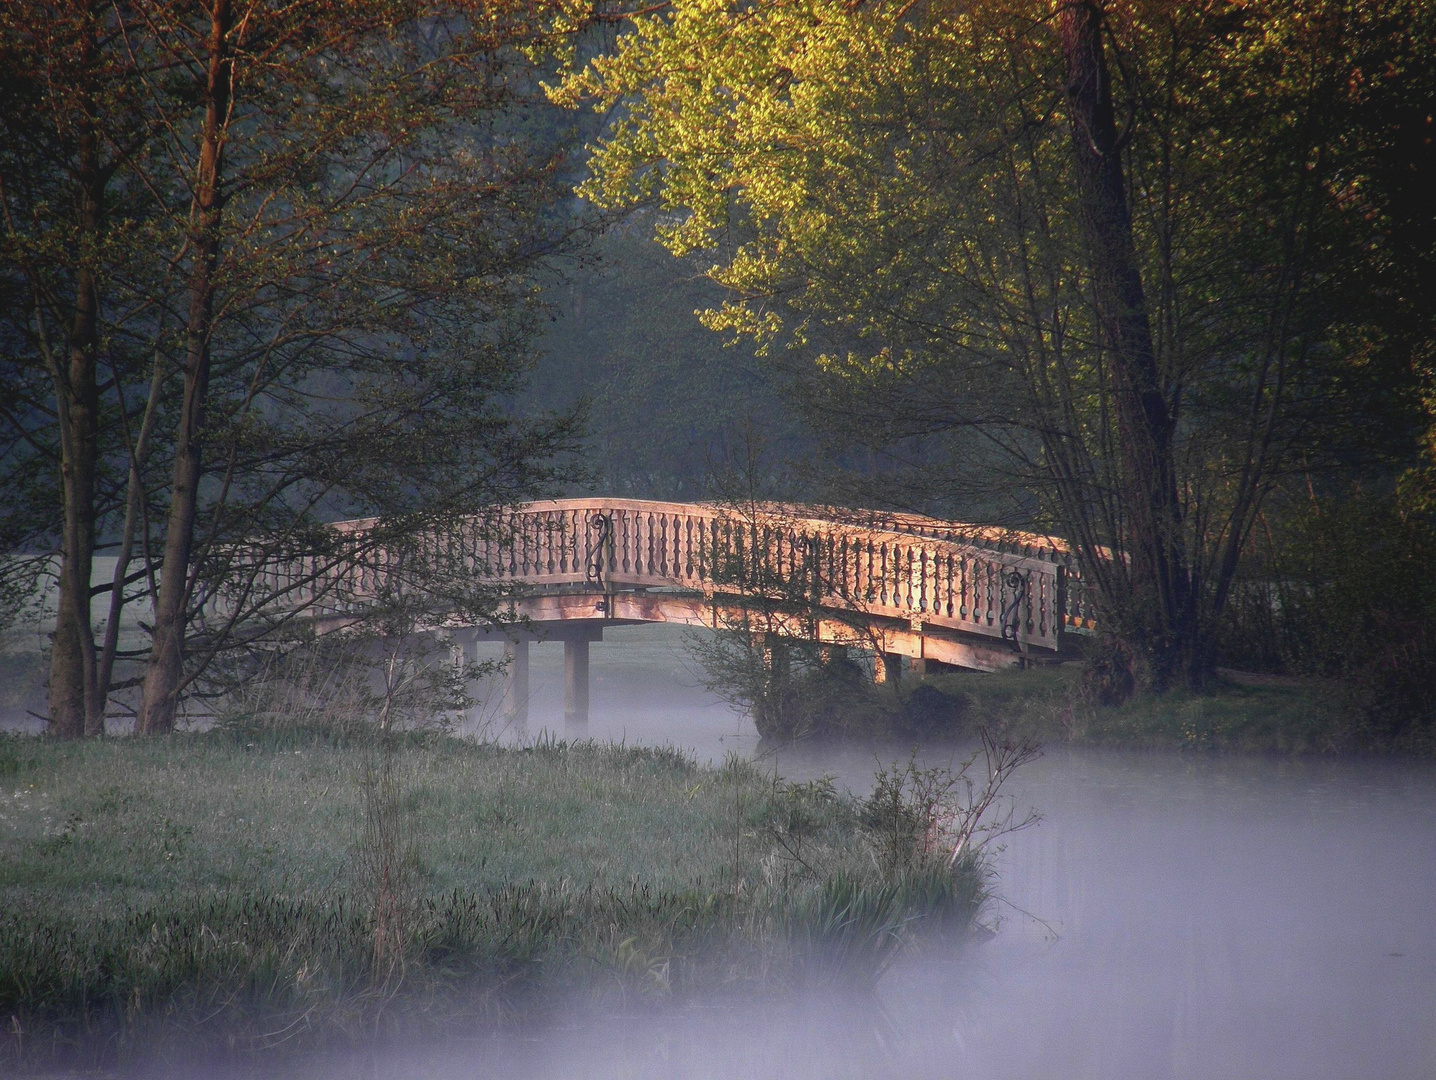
<box><xmin>138</xmin><ymin>0</ymin><xmax>232</xmax><ymax>734</ymax></box>
<box><xmin>96</xmin><ymin>356</ymin><xmax>164</xmax><ymax>726</ymax></box>
<box><xmin>1057</xmin><ymin>0</ymin><xmax>1199</xmax><ymax>689</ymax></box>
<box><xmin>48</xmin><ymin>25</ymin><xmax>103</xmax><ymax>740</ymax></box>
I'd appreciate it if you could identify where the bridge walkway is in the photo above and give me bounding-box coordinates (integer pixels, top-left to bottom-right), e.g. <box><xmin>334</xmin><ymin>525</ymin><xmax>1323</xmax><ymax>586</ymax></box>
<box><xmin>261</xmin><ymin>498</ymin><xmax>1095</xmax><ymax>723</ymax></box>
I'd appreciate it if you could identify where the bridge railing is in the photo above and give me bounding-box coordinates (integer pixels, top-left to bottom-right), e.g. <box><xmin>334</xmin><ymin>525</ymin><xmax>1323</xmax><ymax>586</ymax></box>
<box><xmin>251</xmin><ymin>498</ymin><xmax>1097</xmax><ymax>651</ymax></box>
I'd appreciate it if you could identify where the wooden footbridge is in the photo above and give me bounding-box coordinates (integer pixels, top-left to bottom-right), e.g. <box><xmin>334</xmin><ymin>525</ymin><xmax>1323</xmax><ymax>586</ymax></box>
<box><xmin>259</xmin><ymin>498</ymin><xmax>1094</xmax><ymax>723</ymax></box>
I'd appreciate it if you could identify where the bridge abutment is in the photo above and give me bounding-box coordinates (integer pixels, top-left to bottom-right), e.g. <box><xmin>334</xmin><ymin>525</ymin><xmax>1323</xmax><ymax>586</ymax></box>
<box><xmin>502</xmin><ymin>639</ymin><xmax>530</xmax><ymax>725</ymax></box>
<box><xmin>564</xmin><ymin>637</ymin><xmax>589</xmax><ymax>725</ymax></box>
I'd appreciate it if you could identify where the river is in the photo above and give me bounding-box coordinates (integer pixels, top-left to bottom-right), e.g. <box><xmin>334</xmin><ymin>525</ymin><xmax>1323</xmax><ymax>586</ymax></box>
<box><xmin>338</xmin><ymin>624</ymin><xmax>1436</xmax><ymax>1080</ymax></box>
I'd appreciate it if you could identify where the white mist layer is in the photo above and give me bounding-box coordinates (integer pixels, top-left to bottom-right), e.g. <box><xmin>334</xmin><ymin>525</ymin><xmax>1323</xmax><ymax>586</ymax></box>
<box><xmin>433</xmin><ymin>624</ymin><xmax>1436</xmax><ymax>1080</ymax></box>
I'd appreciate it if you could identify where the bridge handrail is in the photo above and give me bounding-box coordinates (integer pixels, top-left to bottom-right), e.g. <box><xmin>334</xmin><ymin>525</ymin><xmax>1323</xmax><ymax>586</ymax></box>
<box><xmin>261</xmin><ymin>498</ymin><xmax>1097</xmax><ymax>651</ymax></box>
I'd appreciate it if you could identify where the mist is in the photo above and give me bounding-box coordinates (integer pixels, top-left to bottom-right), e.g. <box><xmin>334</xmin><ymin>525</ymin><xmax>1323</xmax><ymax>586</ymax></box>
<box><xmin>276</xmin><ymin>625</ymin><xmax>1435</xmax><ymax>1080</ymax></box>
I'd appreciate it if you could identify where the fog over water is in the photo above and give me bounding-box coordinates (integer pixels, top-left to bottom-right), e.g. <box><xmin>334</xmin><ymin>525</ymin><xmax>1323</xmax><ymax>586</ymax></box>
<box><xmin>345</xmin><ymin>624</ymin><xmax>1436</xmax><ymax>1080</ymax></box>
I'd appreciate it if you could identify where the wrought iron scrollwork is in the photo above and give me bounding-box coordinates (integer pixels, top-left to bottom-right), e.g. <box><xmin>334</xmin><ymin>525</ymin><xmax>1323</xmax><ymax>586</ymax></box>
<box><xmin>1000</xmin><ymin>568</ymin><xmax>1028</xmax><ymax>651</ymax></box>
<box><xmin>586</xmin><ymin>512</ymin><xmax>614</xmax><ymax>592</ymax></box>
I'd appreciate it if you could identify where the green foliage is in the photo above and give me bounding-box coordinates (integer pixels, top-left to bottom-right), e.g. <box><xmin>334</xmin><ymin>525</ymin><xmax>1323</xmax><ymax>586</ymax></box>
<box><xmin>0</xmin><ymin>734</ymin><xmax>989</xmax><ymax>1069</ymax></box>
<box><xmin>555</xmin><ymin>0</ymin><xmax>1436</xmax><ymax>685</ymax></box>
<box><xmin>785</xmin><ymin>874</ymin><xmax>907</xmax><ymax>988</ymax></box>
<box><xmin>1220</xmin><ymin>492</ymin><xmax>1436</xmax><ymax>751</ymax></box>
<box><xmin>931</xmin><ymin>664</ymin><xmax>1362</xmax><ymax>753</ymax></box>
<box><xmin>0</xmin><ymin>1</ymin><xmax>587</xmax><ymax>729</ymax></box>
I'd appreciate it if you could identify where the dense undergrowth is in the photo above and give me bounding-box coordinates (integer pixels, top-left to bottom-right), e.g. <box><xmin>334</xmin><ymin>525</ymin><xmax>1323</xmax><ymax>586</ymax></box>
<box><xmin>918</xmin><ymin>663</ymin><xmax>1400</xmax><ymax>754</ymax></box>
<box><xmin>0</xmin><ymin>731</ymin><xmax>990</xmax><ymax>1073</ymax></box>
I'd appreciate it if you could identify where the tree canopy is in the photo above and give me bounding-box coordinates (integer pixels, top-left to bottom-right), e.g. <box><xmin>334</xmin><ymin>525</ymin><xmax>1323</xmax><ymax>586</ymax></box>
<box><xmin>555</xmin><ymin>0</ymin><xmax>1436</xmax><ymax>686</ymax></box>
<box><xmin>1</xmin><ymin>0</ymin><xmax>584</xmax><ymax>733</ymax></box>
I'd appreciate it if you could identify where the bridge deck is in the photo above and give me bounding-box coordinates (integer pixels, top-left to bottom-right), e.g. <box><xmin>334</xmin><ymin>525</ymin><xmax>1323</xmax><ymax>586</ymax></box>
<box><xmin>262</xmin><ymin>498</ymin><xmax>1096</xmax><ymax>720</ymax></box>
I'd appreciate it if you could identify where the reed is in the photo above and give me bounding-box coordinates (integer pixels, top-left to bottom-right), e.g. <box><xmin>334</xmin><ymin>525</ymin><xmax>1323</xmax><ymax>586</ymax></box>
<box><xmin>0</xmin><ymin>730</ymin><xmax>993</xmax><ymax>1072</ymax></box>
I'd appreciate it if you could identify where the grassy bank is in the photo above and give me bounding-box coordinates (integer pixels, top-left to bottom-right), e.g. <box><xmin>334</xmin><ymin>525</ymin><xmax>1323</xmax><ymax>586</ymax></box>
<box><xmin>0</xmin><ymin>731</ymin><xmax>983</xmax><ymax>1073</ymax></box>
<box><xmin>926</xmin><ymin>664</ymin><xmax>1362</xmax><ymax>753</ymax></box>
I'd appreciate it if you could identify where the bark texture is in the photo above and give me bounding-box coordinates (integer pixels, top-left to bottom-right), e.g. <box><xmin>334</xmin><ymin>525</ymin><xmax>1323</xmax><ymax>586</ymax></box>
<box><xmin>139</xmin><ymin>0</ymin><xmax>232</xmax><ymax>734</ymax></box>
<box><xmin>1057</xmin><ymin>0</ymin><xmax>1199</xmax><ymax>688</ymax></box>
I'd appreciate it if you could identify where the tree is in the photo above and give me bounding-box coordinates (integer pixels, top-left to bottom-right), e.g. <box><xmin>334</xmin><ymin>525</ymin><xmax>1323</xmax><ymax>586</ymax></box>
<box><xmin>0</xmin><ymin>2</ymin><xmax>157</xmax><ymax>737</ymax></box>
<box><xmin>554</xmin><ymin>0</ymin><xmax>1434</xmax><ymax>689</ymax></box>
<box><xmin>2</xmin><ymin>0</ymin><xmax>585</xmax><ymax>734</ymax></box>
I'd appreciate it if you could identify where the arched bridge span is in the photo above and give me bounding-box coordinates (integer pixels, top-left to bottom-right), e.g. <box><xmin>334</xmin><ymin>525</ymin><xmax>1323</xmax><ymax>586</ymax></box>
<box><xmin>263</xmin><ymin>498</ymin><xmax>1095</xmax><ymax>722</ymax></box>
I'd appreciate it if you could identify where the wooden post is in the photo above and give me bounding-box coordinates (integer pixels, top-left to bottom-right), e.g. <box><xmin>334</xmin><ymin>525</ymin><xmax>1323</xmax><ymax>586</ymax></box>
<box><xmin>874</xmin><ymin>650</ymin><xmax>903</xmax><ymax>684</ymax></box>
<box><xmin>564</xmin><ymin>637</ymin><xmax>589</xmax><ymax>725</ymax></box>
<box><xmin>502</xmin><ymin>638</ymin><xmax>529</xmax><ymax>725</ymax></box>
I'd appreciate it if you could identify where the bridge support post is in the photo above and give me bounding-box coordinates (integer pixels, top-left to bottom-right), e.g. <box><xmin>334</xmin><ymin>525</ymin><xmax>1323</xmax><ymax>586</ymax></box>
<box><xmin>502</xmin><ymin>639</ymin><xmax>529</xmax><ymax>725</ymax></box>
<box><xmin>454</xmin><ymin>632</ymin><xmax>483</xmax><ymax>731</ymax></box>
<box><xmin>564</xmin><ymin>638</ymin><xmax>589</xmax><ymax>725</ymax></box>
<box><xmin>874</xmin><ymin>650</ymin><xmax>903</xmax><ymax>685</ymax></box>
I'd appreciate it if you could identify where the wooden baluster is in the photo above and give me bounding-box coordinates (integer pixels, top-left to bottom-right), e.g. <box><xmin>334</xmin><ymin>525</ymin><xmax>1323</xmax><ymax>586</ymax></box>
<box><xmin>705</xmin><ymin>516</ymin><xmax>715</xmax><ymax>582</ymax></box>
<box><xmin>891</xmin><ymin>545</ymin><xmax>903</xmax><ymax>610</ymax></box>
<box><xmin>888</xmin><ymin>543</ymin><xmax>900</xmax><ymax>610</ymax></box>
<box><xmin>691</xmin><ymin>514</ymin><xmax>701</xmax><ymax>583</ymax></box>
<box><xmin>1036</xmin><ymin>568</ymin><xmax>1048</xmax><ymax>642</ymax></box>
<box><xmin>903</xmin><ymin>546</ymin><xmax>914</xmax><ymax>611</ymax></box>
<box><xmin>579</xmin><ymin>507</ymin><xmax>588</xmax><ymax>578</ymax></box>
<box><xmin>890</xmin><ymin>544</ymin><xmax>901</xmax><ymax>610</ymax></box>
<box><xmin>938</xmin><ymin>553</ymin><xmax>950</xmax><ymax>618</ymax></box>
<box><xmin>928</xmin><ymin>547</ymin><xmax>939</xmax><ymax>615</ymax></box>
<box><xmin>689</xmin><ymin>514</ymin><xmax>700</xmax><ymax>583</ymax></box>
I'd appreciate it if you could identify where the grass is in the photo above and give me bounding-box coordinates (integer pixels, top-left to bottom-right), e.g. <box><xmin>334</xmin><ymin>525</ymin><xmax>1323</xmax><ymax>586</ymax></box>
<box><xmin>0</xmin><ymin>730</ymin><xmax>984</xmax><ymax>1073</ymax></box>
<box><xmin>927</xmin><ymin>663</ymin><xmax>1351</xmax><ymax>753</ymax></box>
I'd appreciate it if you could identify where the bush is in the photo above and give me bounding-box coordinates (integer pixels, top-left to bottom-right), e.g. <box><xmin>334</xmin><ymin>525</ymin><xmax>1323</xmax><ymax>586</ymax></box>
<box><xmin>689</xmin><ymin>630</ymin><xmax>969</xmax><ymax>741</ymax></box>
<box><xmin>1220</xmin><ymin>492</ymin><xmax>1436</xmax><ymax>752</ymax></box>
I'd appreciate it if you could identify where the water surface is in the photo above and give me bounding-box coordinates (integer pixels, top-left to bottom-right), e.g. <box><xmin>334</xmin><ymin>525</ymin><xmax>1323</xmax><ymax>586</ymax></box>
<box><xmin>393</xmin><ymin>626</ymin><xmax>1436</xmax><ymax>1079</ymax></box>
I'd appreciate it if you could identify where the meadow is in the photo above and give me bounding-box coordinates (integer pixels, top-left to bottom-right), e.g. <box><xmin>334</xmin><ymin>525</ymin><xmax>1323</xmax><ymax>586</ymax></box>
<box><xmin>0</xmin><ymin>729</ymin><xmax>983</xmax><ymax>1073</ymax></box>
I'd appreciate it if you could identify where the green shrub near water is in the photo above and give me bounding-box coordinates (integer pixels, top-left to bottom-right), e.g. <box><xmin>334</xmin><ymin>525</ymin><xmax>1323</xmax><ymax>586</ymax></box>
<box><xmin>0</xmin><ymin>732</ymin><xmax>985</xmax><ymax>1072</ymax></box>
<box><xmin>925</xmin><ymin>663</ymin><xmax>1361</xmax><ymax>753</ymax></box>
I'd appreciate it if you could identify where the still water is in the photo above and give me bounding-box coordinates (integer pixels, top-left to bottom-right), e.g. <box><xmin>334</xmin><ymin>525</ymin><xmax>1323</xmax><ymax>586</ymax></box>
<box><xmin>356</xmin><ymin>625</ymin><xmax>1436</xmax><ymax>1080</ymax></box>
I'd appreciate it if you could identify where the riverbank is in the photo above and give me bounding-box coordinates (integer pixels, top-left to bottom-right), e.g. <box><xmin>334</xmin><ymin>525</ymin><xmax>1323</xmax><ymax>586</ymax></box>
<box><xmin>925</xmin><ymin>663</ymin><xmax>1386</xmax><ymax>754</ymax></box>
<box><xmin>0</xmin><ymin>731</ymin><xmax>982</xmax><ymax>1074</ymax></box>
